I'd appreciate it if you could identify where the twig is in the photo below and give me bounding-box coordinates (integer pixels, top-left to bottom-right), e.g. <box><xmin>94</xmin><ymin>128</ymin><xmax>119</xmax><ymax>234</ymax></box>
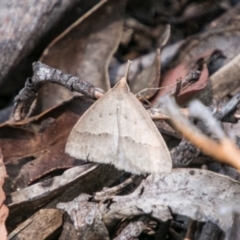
<box><xmin>214</xmin><ymin>91</ymin><xmax>240</xmax><ymax>120</ymax></box>
<box><xmin>171</xmin><ymin>92</ymin><xmax>240</xmax><ymax>168</ymax></box>
<box><xmin>12</xmin><ymin>61</ymin><xmax>104</xmax><ymax>121</ymax></box>
<box><xmin>162</xmin><ymin>97</ymin><xmax>240</xmax><ymax>170</ymax></box>
<box><xmin>93</xmin><ymin>175</ymin><xmax>138</xmax><ymax>201</ymax></box>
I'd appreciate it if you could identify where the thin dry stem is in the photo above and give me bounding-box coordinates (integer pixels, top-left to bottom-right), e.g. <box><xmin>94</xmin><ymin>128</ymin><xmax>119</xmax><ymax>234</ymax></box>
<box><xmin>94</xmin><ymin>175</ymin><xmax>138</xmax><ymax>201</ymax></box>
<box><xmin>163</xmin><ymin>97</ymin><xmax>240</xmax><ymax>170</ymax></box>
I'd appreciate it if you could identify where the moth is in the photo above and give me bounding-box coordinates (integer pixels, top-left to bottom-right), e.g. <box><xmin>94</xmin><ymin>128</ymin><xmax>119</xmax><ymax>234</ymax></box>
<box><xmin>65</xmin><ymin>77</ymin><xmax>172</xmax><ymax>174</ymax></box>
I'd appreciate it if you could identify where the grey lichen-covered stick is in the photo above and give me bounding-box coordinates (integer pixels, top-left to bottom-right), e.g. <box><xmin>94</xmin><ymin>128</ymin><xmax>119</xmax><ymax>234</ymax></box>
<box><xmin>12</xmin><ymin>61</ymin><xmax>104</xmax><ymax>121</ymax></box>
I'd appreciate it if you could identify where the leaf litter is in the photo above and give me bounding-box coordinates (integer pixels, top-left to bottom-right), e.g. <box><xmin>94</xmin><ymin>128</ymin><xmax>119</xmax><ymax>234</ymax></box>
<box><xmin>2</xmin><ymin>0</ymin><xmax>240</xmax><ymax>239</ymax></box>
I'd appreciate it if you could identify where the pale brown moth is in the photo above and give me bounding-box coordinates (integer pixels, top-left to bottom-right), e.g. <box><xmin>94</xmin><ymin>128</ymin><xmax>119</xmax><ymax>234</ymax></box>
<box><xmin>65</xmin><ymin>77</ymin><xmax>172</xmax><ymax>174</ymax></box>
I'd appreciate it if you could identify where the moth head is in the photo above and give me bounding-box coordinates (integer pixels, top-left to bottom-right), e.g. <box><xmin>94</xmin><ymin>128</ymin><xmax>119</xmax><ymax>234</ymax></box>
<box><xmin>114</xmin><ymin>77</ymin><xmax>130</xmax><ymax>93</ymax></box>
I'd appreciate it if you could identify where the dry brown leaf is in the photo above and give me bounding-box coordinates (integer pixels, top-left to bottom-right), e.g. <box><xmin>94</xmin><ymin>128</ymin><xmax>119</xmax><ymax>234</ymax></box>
<box><xmin>152</xmin><ymin>53</ymin><xmax>210</xmax><ymax>105</ymax></box>
<box><xmin>37</xmin><ymin>0</ymin><xmax>127</xmax><ymax>113</ymax></box>
<box><xmin>0</xmin><ymin>97</ymin><xmax>94</xmax><ymax>193</ymax></box>
<box><xmin>8</xmin><ymin>209</ymin><xmax>63</xmax><ymax>239</ymax></box>
<box><xmin>129</xmin><ymin>49</ymin><xmax>161</xmax><ymax>99</ymax></box>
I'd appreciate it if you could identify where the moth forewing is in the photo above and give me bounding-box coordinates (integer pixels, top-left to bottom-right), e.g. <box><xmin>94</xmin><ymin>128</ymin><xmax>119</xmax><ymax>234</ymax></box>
<box><xmin>65</xmin><ymin>77</ymin><xmax>172</xmax><ymax>174</ymax></box>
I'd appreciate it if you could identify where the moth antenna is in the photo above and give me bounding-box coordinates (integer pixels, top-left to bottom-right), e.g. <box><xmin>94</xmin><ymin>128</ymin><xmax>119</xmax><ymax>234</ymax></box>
<box><xmin>135</xmin><ymin>92</ymin><xmax>151</xmax><ymax>105</ymax></box>
<box><xmin>124</xmin><ymin>60</ymin><xmax>132</xmax><ymax>80</ymax></box>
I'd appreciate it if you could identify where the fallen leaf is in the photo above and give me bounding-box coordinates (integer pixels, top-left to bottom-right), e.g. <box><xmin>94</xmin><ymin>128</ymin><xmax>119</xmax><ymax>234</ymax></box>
<box><xmin>8</xmin><ymin>209</ymin><xmax>63</xmax><ymax>239</ymax></box>
<box><xmin>37</xmin><ymin>0</ymin><xmax>127</xmax><ymax>113</ymax></box>
<box><xmin>129</xmin><ymin>49</ymin><xmax>161</xmax><ymax>99</ymax></box>
<box><xmin>0</xmin><ymin>97</ymin><xmax>93</xmax><ymax>193</ymax></box>
<box><xmin>152</xmin><ymin>52</ymin><xmax>210</xmax><ymax>105</ymax></box>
